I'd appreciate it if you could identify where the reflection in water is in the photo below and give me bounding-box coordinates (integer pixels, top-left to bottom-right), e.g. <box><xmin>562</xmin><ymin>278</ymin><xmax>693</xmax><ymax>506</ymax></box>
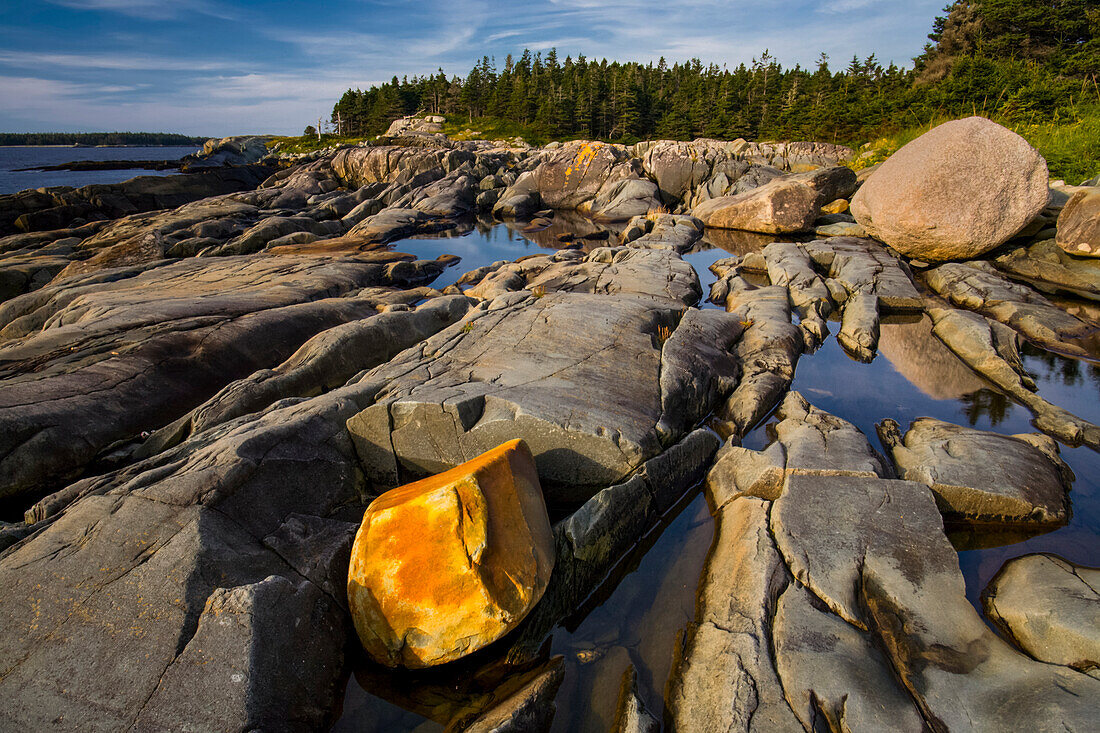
<box><xmin>548</xmin><ymin>493</ymin><xmax>714</xmax><ymax>733</ymax></box>
<box><xmin>877</xmin><ymin>315</ymin><xmax>992</xmax><ymax>400</ymax></box>
<box><xmin>337</xmin><ymin>653</ymin><xmax>560</xmax><ymax>732</ymax></box>
<box><xmin>947</xmin><ymin>523</ymin><xmax>1058</xmax><ymax>552</ymax></box>
<box><xmin>957</xmin><ymin>390</ymin><xmax>1014</xmax><ymax>427</ymax></box>
<box><xmin>1021</xmin><ymin>341</ymin><xmax>1100</xmax><ymax>389</ymax></box>
<box><xmin>700</xmin><ymin>227</ymin><xmax>786</xmax><ymax>256</ymax></box>
<box><xmin>335</xmin><ymin>489</ymin><xmax>715</xmax><ymax>733</ymax></box>
<box><xmin>502</xmin><ymin>209</ymin><xmax>622</xmax><ymax>249</ymax></box>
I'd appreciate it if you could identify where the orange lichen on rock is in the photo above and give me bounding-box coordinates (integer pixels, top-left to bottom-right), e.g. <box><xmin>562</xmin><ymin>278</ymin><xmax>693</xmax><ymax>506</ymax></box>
<box><xmin>565</xmin><ymin>142</ymin><xmax>600</xmax><ymax>178</ymax></box>
<box><xmin>347</xmin><ymin>439</ymin><xmax>555</xmax><ymax>668</ymax></box>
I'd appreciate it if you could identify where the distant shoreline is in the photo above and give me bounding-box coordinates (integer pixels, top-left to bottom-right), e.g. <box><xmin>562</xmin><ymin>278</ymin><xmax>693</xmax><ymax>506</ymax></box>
<box><xmin>0</xmin><ymin>133</ymin><xmax>208</xmax><ymax>147</ymax></box>
<box><xmin>0</xmin><ymin>144</ymin><xmax>200</xmax><ymax>148</ymax></box>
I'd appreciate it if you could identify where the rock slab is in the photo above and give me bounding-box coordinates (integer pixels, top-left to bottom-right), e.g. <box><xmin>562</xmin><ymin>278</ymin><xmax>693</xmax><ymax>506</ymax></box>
<box><xmin>878</xmin><ymin>417</ymin><xmax>1073</xmax><ymax>527</ymax></box>
<box><xmin>983</xmin><ymin>553</ymin><xmax>1100</xmax><ymax>673</ymax></box>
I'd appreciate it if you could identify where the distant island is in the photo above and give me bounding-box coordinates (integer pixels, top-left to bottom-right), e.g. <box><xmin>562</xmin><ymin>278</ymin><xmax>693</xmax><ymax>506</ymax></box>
<box><xmin>0</xmin><ymin>132</ymin><xmax>208</xmax><ymax>147</ymax></box>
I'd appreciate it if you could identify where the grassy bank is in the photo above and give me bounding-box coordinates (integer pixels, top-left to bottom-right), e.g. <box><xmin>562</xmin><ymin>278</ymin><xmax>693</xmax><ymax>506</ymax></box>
<box><xmin>267</xmin><ymin>134</ymin><xmax>369</xmax><ymax>154</ymax></box>
<box><xmin>851</xmin><ymin>106</ymin><xmax>1100</xmax><ymax>184</ymax></box>
<box><xmin>441</xmin><ymin>117</ymin><xmax>552</xmax><ymax>146</ymax></box>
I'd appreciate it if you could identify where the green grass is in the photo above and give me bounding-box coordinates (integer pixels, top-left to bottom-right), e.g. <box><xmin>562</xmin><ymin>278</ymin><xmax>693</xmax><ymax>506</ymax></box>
<box><xmin>441</xmin><ymin>117</ymin><xmax>554</xmax><ymax>146</ymax></box>
<box><xmin>267</xmin><ymin>134</ymin><xmax>370</xmax><ymax>154</ymax></box>
<box><xmin>850</xmin><ymin>106</ymin><xmax>1100</xmax><ymax>184</ymax></box>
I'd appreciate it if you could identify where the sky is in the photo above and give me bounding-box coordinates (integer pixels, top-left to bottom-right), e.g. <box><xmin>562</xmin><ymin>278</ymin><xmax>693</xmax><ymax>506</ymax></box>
<box><xmin>0</xmin><ymin>0</ymin><xmax>946</xmax><ymax>136</ymax></box>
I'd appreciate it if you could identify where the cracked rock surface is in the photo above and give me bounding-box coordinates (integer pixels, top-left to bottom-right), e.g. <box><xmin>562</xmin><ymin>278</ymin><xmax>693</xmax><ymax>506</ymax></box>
<box><xmin>346</xmin><ymin>286</ymin><xmax>728</xmax><ymax>506</ymax></box>
<box><xmin>0</xmin><ymin>252</ymin><xmax>444</xmax><ymax>502</ymax></box>
<box><xmin>0</xmin><ymin>129</ymin><xmax>1097</xmax><ymax>732</ymax></box>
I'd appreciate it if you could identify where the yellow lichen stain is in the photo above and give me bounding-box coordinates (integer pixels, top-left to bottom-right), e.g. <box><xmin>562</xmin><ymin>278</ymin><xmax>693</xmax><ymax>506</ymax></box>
<box><xmin>565</xmin><ymin>142</ymin><xmax>601</xmax><ymax>181</ymax></box>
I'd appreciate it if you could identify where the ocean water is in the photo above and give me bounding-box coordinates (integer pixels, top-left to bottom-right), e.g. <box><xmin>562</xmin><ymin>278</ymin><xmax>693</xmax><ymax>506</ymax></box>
<box><xmin>0</xmin><ymin>145</ymin><xmax>198</xmax><ymax>194</ymax></box>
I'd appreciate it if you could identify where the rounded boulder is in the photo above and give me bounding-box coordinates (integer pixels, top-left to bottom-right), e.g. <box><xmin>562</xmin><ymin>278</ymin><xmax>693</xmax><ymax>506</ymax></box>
<box><xmin>347</xmin><ymin>439</ymin><xmax>555</xmax><ymax>668</ymax></box>
<box><xmin>851</xmin><ymin>117</ymin><xmax>1049</xmax><ymax>262</ymax></box>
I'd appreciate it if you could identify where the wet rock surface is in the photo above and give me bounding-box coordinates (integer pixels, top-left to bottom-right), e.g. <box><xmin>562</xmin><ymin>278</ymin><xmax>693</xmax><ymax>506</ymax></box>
<box><xmin>0</xmin><ymin>126</ymin><xmax>1097</xmax><ymax>731</ymax></box>
<box><xmin>923</xmin><ymin>260</ymin><xmax>1100</xmax><ymax>358</ymax></box>
<box><xmin>927</xmin><ymin>304</ymin><xmax>1100</xmax><ymax>448</ymax></box>
<box><xmin>994</xmin><ymin>238</ymin><xmax>1100</xmax><ymax>301</ymax></box>
<box><xmin>680</xmin><ymin>397</ymin><xmax>1099</xmax><ymax>733</ymax></box>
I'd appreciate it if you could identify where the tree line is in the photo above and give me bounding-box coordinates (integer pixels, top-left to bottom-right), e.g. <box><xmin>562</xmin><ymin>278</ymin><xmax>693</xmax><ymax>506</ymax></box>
<box><xmin>331</xmin><ymin>1</ymin><xmax>1098</xmax><ymax>145</ymax></box>
<box><xmin>0</xmin><ymin>132</ymin><xmax>208</xmax><ymax>147</ymax></box>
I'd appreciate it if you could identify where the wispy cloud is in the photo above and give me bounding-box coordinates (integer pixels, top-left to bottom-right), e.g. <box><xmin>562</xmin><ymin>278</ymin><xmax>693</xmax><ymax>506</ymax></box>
<box><xmin>2</xmin><ymin>0</ymin><xmax>947</xmax><ymax>135</ymax></box>
<box><xmin>0</xmin><ymin>50</ymin><xmax>239</xmax><ymax>72</ymax></box>
<box><xmin>816</xmin><ymin>0</ymin><xmax>885</xmax><ymax>13</ymax></box>
<box><xmin>45</xmin><ymin>0</ymin><xmax>238</xmax><ymax>21</ymax></box>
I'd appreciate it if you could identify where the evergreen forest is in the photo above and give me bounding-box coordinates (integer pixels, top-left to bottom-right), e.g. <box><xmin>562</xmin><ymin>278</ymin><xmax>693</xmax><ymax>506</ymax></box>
<box><xmin>331</xmin><ymin>0</ymin><xmax>1100</xmax><ymax>146</ymax></box>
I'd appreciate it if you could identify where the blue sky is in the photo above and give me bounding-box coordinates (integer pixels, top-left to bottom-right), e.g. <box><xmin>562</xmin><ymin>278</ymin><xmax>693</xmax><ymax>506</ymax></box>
<box><xmin>0</xmin><ymin>0</ymin><xmax>945</xmax><ymax>136</ymax></box>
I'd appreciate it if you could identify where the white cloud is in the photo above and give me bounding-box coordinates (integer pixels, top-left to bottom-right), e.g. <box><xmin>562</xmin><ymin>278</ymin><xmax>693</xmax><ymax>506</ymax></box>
<box><xmin>0</xmin><ymin>50</ymin><xmax>239</xmax><ymax>72</ymax></box>
<box><xmin>44</xmin><ymin>0</ymin><xmax>237</xmax><ymax>21</ymax></box>
<box><xmin>0</xmin><ymin>72</ymin><xmax>386</xmax><ymax>136</ymax></box>
<box><xmin>1</xmin><ymin>0</ymin><xmax>949</xmax><ymax>134</ymax></box>
<box><xmin>816</xmin><ymin>0</ymin><xmax>884</xmax><ymax>13</ymax></box>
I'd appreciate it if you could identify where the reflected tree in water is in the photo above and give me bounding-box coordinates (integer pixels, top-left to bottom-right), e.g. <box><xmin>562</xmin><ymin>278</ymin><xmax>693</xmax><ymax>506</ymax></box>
<box><xmin>958</xmin><ymin>389</ymin><xmax>1013</xmax><ymax>426</ymax></box>
<box><xmin>1022</xmin><ymin>342</ymin><xmax>1100</xmax><ymax>390</ymax></box>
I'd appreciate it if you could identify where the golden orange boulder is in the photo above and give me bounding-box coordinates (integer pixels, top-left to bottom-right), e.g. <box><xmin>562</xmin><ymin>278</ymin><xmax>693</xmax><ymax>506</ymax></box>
<box><xmin>347</xmin><ymin>439</ymin><xmax>555</xmax><ymax>668</ymax></box>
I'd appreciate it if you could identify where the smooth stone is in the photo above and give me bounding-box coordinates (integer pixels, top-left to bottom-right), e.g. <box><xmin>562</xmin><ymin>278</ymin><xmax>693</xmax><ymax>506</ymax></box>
<box><xmin>666</xmin><ymin>496</ymin><xmax>803</xmax><ymax>732</ymax></box>
<box><xmin>773</xmin><ymin>582</ymin><xmax>926</xmax><ymax>731</ymax></box>
<box><xmin>694</xmin><ymin>176</ymin><xmax>823</xmax><ymax>233</ymax></box>
<box><xmin>347</xmin><ymin>439</ymin><xmax>554</xmax><ymax>668</ymax></box>
<box><xmin>1056</xmin><ymin>187</ymin><xmax>1100</xmax><ymax>258</ymax></box>
<box><xmin>815</xmin><ymin>220</ymin><xmax>866</xmax><ymax>237</ymax></box>
<box><xmin>773</xmin><ymin>467</ymin><xmax>1100</xmax><ymax>731</ymax></box>
<box><xmin>851</xmin><ymin>117</ymin><xmax>1049</xmax><ymax>262</ymax></box>
<box><xmin>983</xmin><ymin>553</ymin><xmax>1100</xmax><ymax>673</ymax></box>
<box><xmin>922</xmin><ymin>260</ymin><xmax>1098</xmax><ymax>359</ymax></box>
<box><xmin>994</xmin><ymin>238</ymin><xmax>1100</xmax><ymax>302</ymax></box>
<box><xmin>347</xmin><ymin>288</ymin><xmax>738</xmax><ymax>507</ymax></box>
<box><xmin>611</xmin><ymin>665</ymin><xmax>659</xmax><ymax>733</ymax></box>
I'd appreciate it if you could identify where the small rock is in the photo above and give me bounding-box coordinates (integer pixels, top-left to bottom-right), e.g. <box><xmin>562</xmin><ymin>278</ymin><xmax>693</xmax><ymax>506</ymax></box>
<box><xmin>611</xmin><ymin>666</ymin><xmax>659</xmax><ymax>733</ymax></box>
<box><xmin>877</xmin><ymin>418</ymin><xmax>1073</xmax><ymax>527</ymax></box>
<box><xmin>694</xmin><ymin>176</ymin><xmax>822</xmax><ymax>233</ymax></box>
<box><xmin>815</xmin><ymin>221</ymin><xmax>866</xmax><ymax>238</ymax></box>
<box><xmin>983</xmin><ymin>554</ymin><xmax>1100</xmax><ymax>673</ymax></box>
<box><xmin>1056</xmin><ymin>187</ymin><xmax>1100</xmax><ymax>258</ymax></box>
